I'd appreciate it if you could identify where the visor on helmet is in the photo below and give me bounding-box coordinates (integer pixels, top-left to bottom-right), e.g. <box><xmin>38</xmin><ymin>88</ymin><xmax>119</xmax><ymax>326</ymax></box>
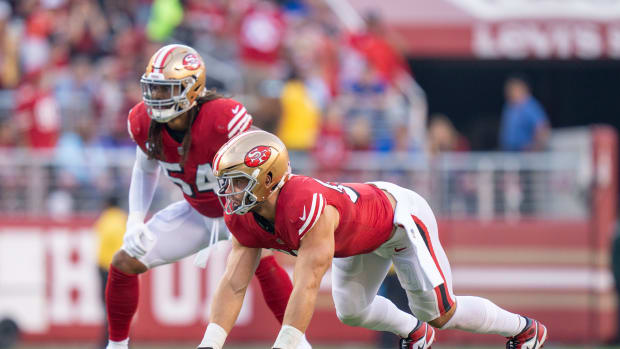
<box><xmin>216</xmin><ymin>171</ymin><xmax>259</xmax><ymax>215</ymax></box>
<box><xmin>140</xmin><ymin>75</ymin><xmax>196</xmax><ymax>122</ymax></box>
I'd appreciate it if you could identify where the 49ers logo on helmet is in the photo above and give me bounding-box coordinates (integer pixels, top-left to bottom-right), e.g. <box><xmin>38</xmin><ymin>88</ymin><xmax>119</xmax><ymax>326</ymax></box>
<box><xmin>182</xmin><ymin>54</ymin><xmax>201</xmax><ymax>70</ymax></box>
<box><xmin>245</xmin><ymin>146</ymin><xmax>271</xmax><ymax>167</ymax></box>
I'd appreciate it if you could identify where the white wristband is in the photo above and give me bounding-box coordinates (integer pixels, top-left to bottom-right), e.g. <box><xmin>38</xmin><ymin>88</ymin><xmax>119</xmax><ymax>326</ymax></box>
<box><xmin>198</xmin><ymin>323</ymin><xmax>227</xmax><ymax>349</ymax></box>
<box><xmin>272</xmin><ymin>325</ymin><xmax>304</xmax><ymax>349</ymax></box>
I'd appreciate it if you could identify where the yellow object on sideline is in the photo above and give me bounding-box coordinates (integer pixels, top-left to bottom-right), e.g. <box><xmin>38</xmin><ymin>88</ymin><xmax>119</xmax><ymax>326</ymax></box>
<box><xmin>95</xmin><ymin>207</ymin><xmax>127</xmax><ymax>269</ymax></box>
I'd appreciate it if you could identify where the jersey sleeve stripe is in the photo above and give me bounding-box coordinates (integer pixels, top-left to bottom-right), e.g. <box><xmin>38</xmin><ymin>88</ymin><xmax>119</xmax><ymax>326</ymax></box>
<box><xmin>228</xmin><ymin>113</ymin><xmax>250</xmax><ymax>135</ymax></box>
<box><xmin>239</xmin><ymin>114</ymin><xmax>252</xmax><ymax>133</ymax></box>
<box><xmin>305</xmin><ymin>194</ymin><xmax>325</xmax><ymax>235</ymax></box>
<box><xmin>227</xmin><ymin>106</ymin><xmax>247</xmax><ymax>130</ymax></box>
<box><xmin>298</xmin><ymin>193</ymin><xmax>318</xmax><ymax>235</ymax></box>
<box><xmin>228</xmin><ymin>114</ymin><xmax>252</xmax><ymax>139</ymax></box>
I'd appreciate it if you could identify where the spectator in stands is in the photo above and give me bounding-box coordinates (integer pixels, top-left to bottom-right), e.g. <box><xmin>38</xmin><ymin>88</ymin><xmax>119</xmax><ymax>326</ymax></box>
<box><xmin>146</xmin><ymin>0</ymin><xmax>184</xmax><ymax>43</ymax></box>
<box><xmin>346</xmin><ymin>10</ymin><xmax>426</xmax><ymax>154</ymax></box>
<box><xmin>499</xmin><ymin>75</ymin><xmax>551</xmax><ymax>214</ymax></box>
<box><xmin>0</xmin><ymin>117</ymin><xmax>17</xmax><ymax>148</ymax></box>
<box><xmin>342</xmin><ymin>62</ymin><xmax>394</xmax><ymax>151</ymax></box>
<box><xmin>94</xmin><ymin>196</ymin><xmax>127</xmax><ymax>349</ymax></box>
<box><xmin>301</xmin><ymin>1</ymin><xmax>341</xmax><ymax>97</ymax></box>
<box><xmin>237</xmin><ymin>0</ymin><xmax>286</xmax><ymax>95</ymax></box>
<box><xmin>0</xmin><ymin>0</ymin><xmax>431</xmax><ymax>214</ymax></box>
<box><xmin>100</xmin><ymin>82</ymin><xmax>141</xmax><ymax>149</ymax></box>
<box><xmin>97</xmin><ymin>57</ymin><xmax>124</xmax><ymax>137</ymax></box>
<box><xmin>284</xmin><ymin>13</ymin><xmax>333</xmax><ymax>108</ymax></box>
<box><xmin>0</xmin><ymin>116</ymin><xmax>22</xmax><ymax>214</ymax></box>
<box><xmin>18</xmin><ymin>1</ymin><xmax>54</xmax><ymax>75</ymax></box>
<box><xmin>114</xmin><ymin>28</ymin><xmax>147</xmax><ymax>82</ymax></box>
<box><xmin>0</xmin><ymin>1</ymin><xmax>19</xmax><ymax>88</ymax></box>
<box><xmin>67</xmin><ymin>0</ymin><xmax>109</xmax><ymax>58</ymax></box>
<box><xmin>348</xmin><ymin>116</ymin><xmax>372</xmax><ymax>151</ymax></box>
<box><xmin>54</xmin><ymin>117</ymin><xmax>111</xmax><ymax>211</ymax></box>
<box><xmin>183</xmin><ymin>0</ymin><xmax>237</xmax><ymax>62</ymax></box>
<box><xmin>499</xmin><ymin>75</ymin><xmax>550</xmax><ymax>152</ymax></box>
<box><xmin>54</xmin><ymin>55</ymin><xmax>97</xmax><ymax>127</ymax></box>
<box><xmin>428</xmin><ymin>114</ymin><xmax>470</xmax><ymax>156</ymax></box>
<box><xmin>15</xmin><ymin>69</ymin><xmax>61</xmax><ymax>149</ymax></box>
<box><xmin>427</xmin><ymin>114</ymin><xmax>475</xmax><ymax>215</ymax></box>
<box><xmin>312</xmin><ymin>102</ymin><xmax>348</xmax><ymax>181</ymax></box>
<box><xmin>276</xmin><ymin>67</ymin><xmax>321</xmax><ymax>151</ymax></box>
<box><xmin>348</xmin><ymin>10</ymin><xmax>411</xmax><ymax>85</ymax></box>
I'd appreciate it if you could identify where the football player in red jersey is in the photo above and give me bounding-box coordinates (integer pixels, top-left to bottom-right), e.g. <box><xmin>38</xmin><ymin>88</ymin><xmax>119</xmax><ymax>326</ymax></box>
<box><xmin>105</xmin><ymin>45</ymin><xmax>311</xmax><ymax>349</ymax></box>
<box><xmin>204</xmin><ymin>130</ymin><xmax>548</xmax><ymax>349</ymax></box>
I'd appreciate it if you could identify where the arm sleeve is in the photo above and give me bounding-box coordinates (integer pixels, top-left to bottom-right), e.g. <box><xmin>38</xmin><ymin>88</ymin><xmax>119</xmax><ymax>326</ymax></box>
<box><xmin>127</xmin><ymin>146</ymin><xmax>160</xmax><ymax>224</ymax></box>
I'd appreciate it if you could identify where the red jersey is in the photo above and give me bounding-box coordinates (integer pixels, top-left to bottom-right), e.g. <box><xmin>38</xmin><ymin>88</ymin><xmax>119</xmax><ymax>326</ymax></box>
<box><xmin>16</xmin><ymin>85</ymin><xmax>60</xmax><ymax>149</ymax></box>
<box><xmin>128</xmin><ymin>98</ymin><xmax>252</xmax><ymax>217</ymax></box>
<box><xmin>238</xmin><ymin>3</ymin><xmax>286</xmax><ymax>65</ymax></box>
<box><xmin>225</xmin><ymin>175</ymin><xmax>394</xmax><ymax>257</ymax></box>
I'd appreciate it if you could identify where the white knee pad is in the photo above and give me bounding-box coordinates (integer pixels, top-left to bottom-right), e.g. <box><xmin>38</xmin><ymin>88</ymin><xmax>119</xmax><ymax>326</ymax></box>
<box><xmin>336</xmin><ymin>306</ymin><xmax>371</xmax><ymax>327</ymax></box>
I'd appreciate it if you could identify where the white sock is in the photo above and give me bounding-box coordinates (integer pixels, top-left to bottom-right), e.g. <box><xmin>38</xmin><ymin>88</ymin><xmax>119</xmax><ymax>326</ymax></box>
<box><xmin>337</xmin><ymin>295</ymin><xmax>418</xmax><ymax>338</ymax></box>
<box><xmin>106</xmin><ymin>338</ymin><xmax>129</xmax><ymax>349</ymax></box>
<box><xmin>441</xmin><ymin>296</ymin><xmax>526</xmax><ymax>337</ymax></box>
<box><xmin>297</xmin><ymin>334</ymin><xmax>312</xmax><ymax>349</ymax></box>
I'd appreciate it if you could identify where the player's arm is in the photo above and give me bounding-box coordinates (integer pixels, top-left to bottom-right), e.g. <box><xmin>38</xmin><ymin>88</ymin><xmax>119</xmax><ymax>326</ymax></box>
<box><xmin>120</xmin><ymin>146</ymin><xmax>161</xmax><ymax>258</ymax></box>
<box><xmin>273</xmin><ymin>206</ymin><xmax>338</xmax><ymax>349</ymax></box>
<box><xmin>199</xmin><ymin>236</ymin><xmax>261</xmax><ymax>349</ymax></box>
<box><xmin>128</xmin><ymin>146</ymin><xmax>160</xmax><ymax>222</ymax></box>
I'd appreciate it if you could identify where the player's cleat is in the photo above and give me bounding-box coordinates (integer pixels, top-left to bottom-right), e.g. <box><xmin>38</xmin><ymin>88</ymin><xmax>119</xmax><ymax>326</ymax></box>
<box><xmin>506</xmin><ymin>317</ymin><xmax>547</xmax><ymax>349</ymax></box>
<box><xmin>400</xmin><ymin>321</ymin><xmax>435</xmax><ymax>349</ymax></box>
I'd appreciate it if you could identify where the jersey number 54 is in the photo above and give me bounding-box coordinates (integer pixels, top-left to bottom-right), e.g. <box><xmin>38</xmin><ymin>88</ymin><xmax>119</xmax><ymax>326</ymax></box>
<box><xmin>159</xmin><ymin>161</ymin><xmax>218</xmax><ymax>196</ymax></box>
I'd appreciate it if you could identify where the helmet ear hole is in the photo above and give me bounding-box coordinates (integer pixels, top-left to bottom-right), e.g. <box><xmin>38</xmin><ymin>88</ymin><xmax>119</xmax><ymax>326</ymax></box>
<box><xmin>266</xmin><ymin>172</ymin><xmax>273</xmax><ymax>187</ymax></box>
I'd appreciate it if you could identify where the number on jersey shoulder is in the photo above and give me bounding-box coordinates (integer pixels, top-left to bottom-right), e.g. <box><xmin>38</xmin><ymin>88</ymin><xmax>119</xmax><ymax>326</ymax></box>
<box><xmin>313</xmin><ymin>178</ymin><xmax>359</xmax><ymax>203</ymax></box>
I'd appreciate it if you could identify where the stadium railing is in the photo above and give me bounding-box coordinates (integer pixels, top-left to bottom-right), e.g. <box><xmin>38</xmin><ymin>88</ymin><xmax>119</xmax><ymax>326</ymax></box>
<box><xmin>0</xmin><ymin>147</ymin><xmax>590</xmax><ymax>220</ymax></box>
<box><xmin>0</xmin><ymin>126</ymin><xmax>616</xmax><ymax>344</ymax></box>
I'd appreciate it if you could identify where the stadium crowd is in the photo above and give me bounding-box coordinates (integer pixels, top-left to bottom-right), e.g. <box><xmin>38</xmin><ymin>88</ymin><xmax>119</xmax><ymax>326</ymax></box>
<box><xmin>0</xmin><ymin>0</ymin><xmax>420</xmax><ymax>154</ymax></box>
<box><xmin>0</xmin><ymin>0</ymin><xmax>431</xmax><ymax>214</ymax></box>
<box><xmin>0</xmin><ymin>0</ymin><xmax>554</xmax><ymax>217</ymax></box>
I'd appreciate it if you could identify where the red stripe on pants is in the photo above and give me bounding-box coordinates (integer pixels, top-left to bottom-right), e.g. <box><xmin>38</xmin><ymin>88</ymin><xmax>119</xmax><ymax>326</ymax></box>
<box><xmin>411</xmin><ymin>214</ymin><xmax>454</xmax><ymax>315</ymax></box>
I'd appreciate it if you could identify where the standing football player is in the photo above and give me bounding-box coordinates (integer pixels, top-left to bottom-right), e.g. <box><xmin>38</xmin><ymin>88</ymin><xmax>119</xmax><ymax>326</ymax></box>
<box><xmin>105</xmin><ymin>45</ymin><xmax>309</xmax><ymax>349</ymax></box>
<box><xmin>203</xmin><ymin>130</ymin><xmax>548</xmax><ymax>349</ymax></box>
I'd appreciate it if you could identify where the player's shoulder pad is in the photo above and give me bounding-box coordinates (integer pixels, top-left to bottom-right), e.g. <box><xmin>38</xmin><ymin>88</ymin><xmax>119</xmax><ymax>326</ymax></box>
<box><xmin>206</xmin><ymin>98</ymin><xmax>253</xmax><ymax>139</ymax></box>
<box><xmin>127</xmin><ymin>101</ymin><xmax>149</xmax><ymax>144</ymax></box>
<box><xmin>280</xmin><ymin>177</ymin><xmax>327</xmax><ymax>238</ymax></box>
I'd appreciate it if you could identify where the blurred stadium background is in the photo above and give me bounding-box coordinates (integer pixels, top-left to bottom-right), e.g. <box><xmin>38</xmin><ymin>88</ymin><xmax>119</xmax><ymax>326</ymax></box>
<box><xmin>0</xmin><ymin>0</ymin><xmax>620</xmax><ymax>348</ymax></box>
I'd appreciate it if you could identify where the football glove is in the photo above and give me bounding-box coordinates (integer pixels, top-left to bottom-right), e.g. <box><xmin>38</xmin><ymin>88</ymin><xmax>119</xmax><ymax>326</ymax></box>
<box><xmin>121</xmin><ymin>221</ymin><xmax>156</xmax><ymax>258</ymax></box>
